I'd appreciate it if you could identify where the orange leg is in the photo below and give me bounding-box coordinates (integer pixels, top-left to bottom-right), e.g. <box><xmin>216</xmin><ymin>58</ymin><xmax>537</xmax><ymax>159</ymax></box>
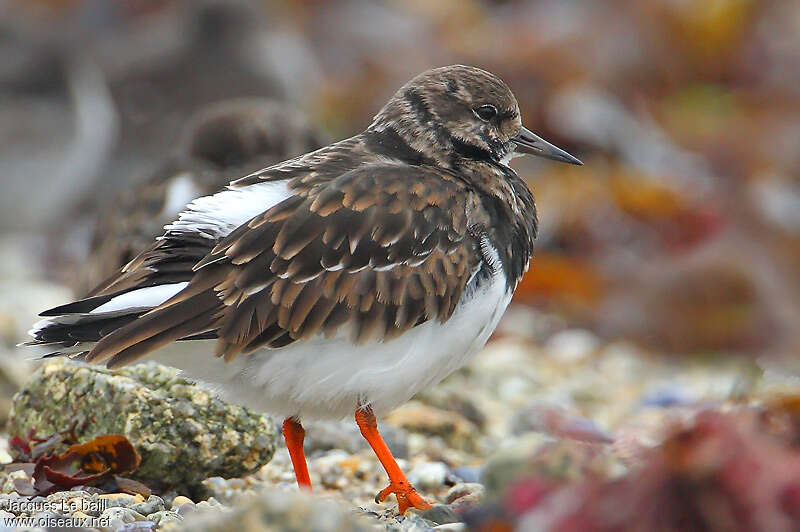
<box><xmin>282</xmin><ymin>417</ymin><xmax>311</xmax><ymax>490</ymax></box>
<box><xmin>355</xmin><ymin>404</ymin><xmax>432</xmax><ymax>514</ymax></box>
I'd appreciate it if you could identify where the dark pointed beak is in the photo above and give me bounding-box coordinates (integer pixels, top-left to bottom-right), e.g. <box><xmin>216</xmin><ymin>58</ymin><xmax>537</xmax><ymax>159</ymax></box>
<box><xmin>512</xmin><ymin>126</ymin><xmax>583</xmax><ymax>165</ymax></box>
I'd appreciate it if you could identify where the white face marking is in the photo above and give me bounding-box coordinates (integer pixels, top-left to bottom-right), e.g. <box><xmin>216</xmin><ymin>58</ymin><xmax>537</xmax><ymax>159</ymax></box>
<box><xmin>500</xmin><ymin>150</ymin><xmax>522</xmax><ymax>167</ymax></box>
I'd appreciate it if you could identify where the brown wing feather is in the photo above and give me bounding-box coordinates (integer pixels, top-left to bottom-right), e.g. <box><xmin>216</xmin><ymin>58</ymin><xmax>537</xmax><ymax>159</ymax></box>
<box><xmin>85</xmin><ymin>163</ymin><xmax>485</xmax><ymax>367</ymax></box>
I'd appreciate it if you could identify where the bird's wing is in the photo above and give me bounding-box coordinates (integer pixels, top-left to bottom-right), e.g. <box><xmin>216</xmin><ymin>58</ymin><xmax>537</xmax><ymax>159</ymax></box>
<box><xmin>83</xmin><ymin>163</ymin><xmax>485</xmax><ymax>368</ymax></box>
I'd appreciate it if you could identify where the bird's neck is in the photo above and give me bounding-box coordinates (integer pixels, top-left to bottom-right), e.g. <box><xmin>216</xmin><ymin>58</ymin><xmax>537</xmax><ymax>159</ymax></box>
<box><xmin>467</xmin><ymin>162</ymin><xmax>538</xmax><ymax>289</ymax></box>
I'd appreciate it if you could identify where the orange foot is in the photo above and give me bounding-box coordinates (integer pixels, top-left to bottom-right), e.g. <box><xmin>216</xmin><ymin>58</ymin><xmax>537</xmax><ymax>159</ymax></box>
<box><xmin>375</xmin><ymin>479</ymin><xmax>432</xmax><ymax>514</ymax></box>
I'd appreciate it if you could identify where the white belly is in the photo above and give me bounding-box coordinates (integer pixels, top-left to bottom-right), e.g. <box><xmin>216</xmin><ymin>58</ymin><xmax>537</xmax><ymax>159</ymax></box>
<box><xmin>150</xmin><ymin>272</ymin><xmax>511</xmax><ymax>420</ymax></box>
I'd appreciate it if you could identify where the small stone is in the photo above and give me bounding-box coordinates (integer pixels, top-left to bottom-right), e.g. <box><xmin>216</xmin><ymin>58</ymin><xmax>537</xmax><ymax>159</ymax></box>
<box><xmin>449</xmin><ymin>466</ymin><xmax>481</xmax><ymax>484</ymax></box>
<box><xmin>445</xmin><ymin>483</ymin><xmax>485</xmax><ymax>513</ymax></box>
<box><xmin>78</xmin><ymin>486</ymin><xmax>104</xmax><ymax>494</ymax></box>
<box><xmin>444</xmin><ymin>483</ymin><xmax>485</xmax><ymax>505</ymax></box>
<box><xmin>130</xmin><ymin>495</ymin><xmax>165</xmax><ymax>516</ymax></box>
<box><xmin>196</xmin><ymin>497</ymin><xmax>224</xmax><ymax>511</ymax></box>
<box><xmin>420</xmin><ymin>504</ymin><xmax>460</xmax><ymax>525</ymax></box>
<box><xmin>117</xmin><ymin>521</ymin><xmax>157</xmax><ymax>531</ymax></box>
<box><xmin>396</xmin><ymin>511</ymin><xmax>438</xmax><ymax>530</ymax></box>
<box><xmin>408</xmin><ymin>462</ymin><xmax>449</xmax><ymax>490</ymax></box>
<box><xmin>147</xmin><ymin>510</ymin><xmax>183</xmax><ymax>526</ymax></box>
<box><xmin>99</xmin><ymin>492</ymin><xmax>144</xmax><ymax>507</ymax></box>
<box><xmin>2</xmin><ymin>470</ymin><xmax>30</xmax><ymax>494</ymax></box>
<box><xmin>170</xmin><ymin>495</ymin><xmax>194</xmax><ymax>510</ymax></box>
<box><xmin>101</xmin><ymin>506</ymin><xmax>146</xmax><ymax>527</ymax></box>
<box><xmin>176</xmin><ymin>501</ymin><xmax>198</xmax><ymax>516</ymax></box>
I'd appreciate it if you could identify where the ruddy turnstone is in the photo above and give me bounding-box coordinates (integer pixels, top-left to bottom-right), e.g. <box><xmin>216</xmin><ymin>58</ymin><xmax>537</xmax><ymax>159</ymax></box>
<box><xmin>83</xmin><ymin>98</ymin><xmax>326</xmax><ymax>292</ymax></box>
<box><xmin>27</xmin><ymin>65</ymin><xmax>582</xmax><ymax>513</ymax></box>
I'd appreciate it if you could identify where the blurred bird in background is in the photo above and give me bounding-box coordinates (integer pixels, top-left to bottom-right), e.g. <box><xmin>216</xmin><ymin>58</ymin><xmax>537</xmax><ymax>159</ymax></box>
<box><xmin>81</xmin><ymin>98</ymin><xmax>327</xmax><ymax>294</ymax></box>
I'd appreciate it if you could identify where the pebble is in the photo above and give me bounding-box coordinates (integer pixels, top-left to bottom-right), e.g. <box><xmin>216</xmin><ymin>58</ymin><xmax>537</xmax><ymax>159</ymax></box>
<box><xmin>117</xmin><ymin>522</ymin><xmax>157</xmax><ymax>531</ymax></box>
<box><xmin>99</xmin><ymin>492</ymin><xmax>145</xmax><ymax>507</ymax></box>
<box><xmin>444</xmin><ymin>483</ymin><xmax>484</xmax><ymax>505</ymax></box>
<box><xmin>445</xmin><ymin>483</ymin><xmax>484</xmax><ymax>513</ymax></box>
<box><xmin>169</xmin><ymin>495</ymin><xmax>194</xmax><ymax>510</ymax></box>
<box><xmin>408</xmin><ymin>462</ymin><xmax>448</xmax><ymax>490</ymax></box>
<box><xmin>449</xmin><ymin>466</ymin><xmax>481</xmax><ymax>484</ymax></box>
<box><xmin>100</xmin><ymin>506</ymin><xmax>146</xmax><ymax>528</ymax></box>
<box><xmin>130</xmin><ymin>495</ymin><xmax>166</xmax><ymax>516</ymax></box>
<box><xmin>146</xmin><ymin>510</ymin><xmax>183</xmax><ymax>526</ymax></box>
<box><xmin>175</xmin><ymin>501</ymin><xmax>198</xmax><ymax>516</ymax></box>
<box><xmin>2</xmin><ymin>470</ymin><xmax>29</xmax><ymax>494</ymax></box>
<box><xmin>196</xmin><ymin>497</ymin><xmax>224</xmax><ymax>511</ymax></box>
<box><xmin>420</xmin><ymin>504</ymin><xmax>460</xmax><ymax>525</ymax></box>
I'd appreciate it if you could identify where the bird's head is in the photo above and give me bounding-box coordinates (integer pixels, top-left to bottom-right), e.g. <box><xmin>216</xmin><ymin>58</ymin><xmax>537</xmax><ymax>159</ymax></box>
<box><xmin>370</xmin><ymin>65</ymin><xmax>582</xmax><ymax>167</ymax></box>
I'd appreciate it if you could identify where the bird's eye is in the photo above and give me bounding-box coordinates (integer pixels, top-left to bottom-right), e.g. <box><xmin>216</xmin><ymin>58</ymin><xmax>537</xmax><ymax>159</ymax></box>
<box><xmin>474</xmin><ymin>105</ymin><xmax>497</xmax><ymax>122</ymax></box>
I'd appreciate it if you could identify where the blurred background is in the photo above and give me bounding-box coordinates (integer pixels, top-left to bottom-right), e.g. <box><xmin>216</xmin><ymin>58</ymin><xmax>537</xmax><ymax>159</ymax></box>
<box><xmin>1</xmin><ymin>0</ymin><xmax>800</xmax><ymax>528</ymax></box>
<box><xmin>3</xmin><ymin>0</ymin><xmax>799</xmax><ymax>359</ymax></box>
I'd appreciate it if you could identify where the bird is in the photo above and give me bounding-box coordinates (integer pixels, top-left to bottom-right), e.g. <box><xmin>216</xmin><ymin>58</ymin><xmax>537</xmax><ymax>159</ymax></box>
<box><xmin>26</xmin><ymin>65</ymin><xmax>582</xmax><ymax>513</ymax></box>
<box><xmin>81</xmin><ymin>98</ymin><xmax>327</xmax><ymax>293</ymax></box>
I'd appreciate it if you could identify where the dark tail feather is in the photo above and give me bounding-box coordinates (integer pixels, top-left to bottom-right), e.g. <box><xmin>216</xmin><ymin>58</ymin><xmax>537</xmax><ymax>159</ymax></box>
<box><xmin>86</xmin><ymin>291</ymin><xmax>221</xmax><ymax>365</ymax></box>
<box><xmin>39</xmin><ymin>293</ymin><xmax>120</xmax><ymax>317</ymax></box>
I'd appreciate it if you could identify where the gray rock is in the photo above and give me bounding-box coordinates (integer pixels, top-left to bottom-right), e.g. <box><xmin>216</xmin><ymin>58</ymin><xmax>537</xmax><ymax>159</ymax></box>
<box><xmin>444</xmin><ymin>483</ymin><xmax>484</xmax><ymax>514</ymax></box>
<box><xmin>419</xmin><ymin>504</ymin><xmax>460</xmax><ymax>525</ymax></box>
<box><xmin>100</xmin><ymin>506</ymin><xmax>146</xmax><ymax>528</ymax></box>
<box><xmin>175</xmin><ymin>501</ymin><xmax>198</xmax><ymax>516</ymax></box>
<box><xmin>102</xmin><ymin>494</ymin><xmax>139</xmax><ymax>508</ymax></box>
<box><xmin>146</xmin><ymin>510</ymin><xmax>183</xmax><ymax>527</ymax></box>
<box><xmin>130</xmin><ymin>495</ymin><xmax>165</xmax><ymax>516</ymax></box>
<box><xmin>8</xmin><ymin>359</ymin><xmax>278</xmax><ymax>487</ymax></box>
<box><xmin>444</xmin><ymin>483</ymin><xmax>484</xmax><ymax>505</ymax></box>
